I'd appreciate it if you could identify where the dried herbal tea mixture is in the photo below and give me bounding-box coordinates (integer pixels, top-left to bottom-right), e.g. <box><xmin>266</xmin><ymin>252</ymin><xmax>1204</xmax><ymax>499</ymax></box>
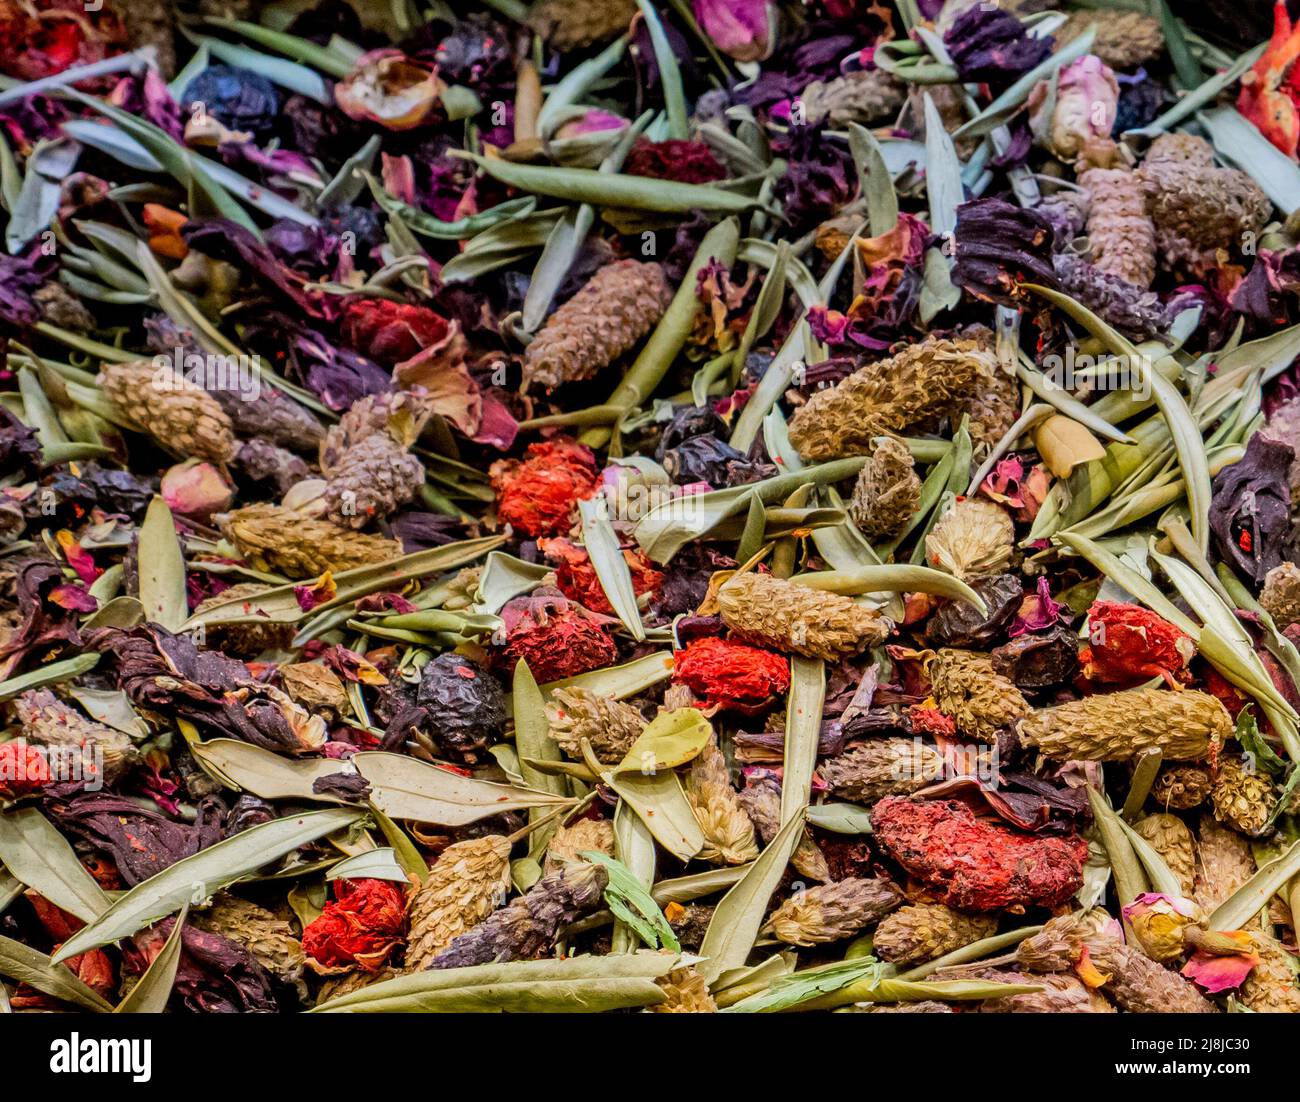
<box><xmin>4</xmin><ymin>0</ymin><xmax>1300</xmax><ymax>1017</ymax></box>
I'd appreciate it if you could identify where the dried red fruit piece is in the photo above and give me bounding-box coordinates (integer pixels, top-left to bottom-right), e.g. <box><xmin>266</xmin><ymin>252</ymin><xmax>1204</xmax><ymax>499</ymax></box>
<box><xmin>490</xmin><ymin>439</ymin><xmax>600</xmax><ymax>538</ymax></box>
<box><xmin>870</xmin><ymin>796</ymin><xmax>1088</xmax><ymax>911</ymax></box>
<box><xmin>673</xmin><ymin>637</ymin><xmax>790</xmax><ymax>713</ymax></box>
<box><xmin>301</xmin><ymin>878</ymin><xmax>407</xmax><ymax>973</ymax></box>
<box><xmin>1080</xmin><ymin>600</ymin><xmax>1194</xmax><ymax>687</ymax></box>
<box><xmin>494</xmin><ymin>591</ymin><xmax>618</xmax><ymax>683</ymax></box>
<box><xmin>0</xmin><ymin>740</ymin><xmax>50</xmax><ymax>798</ymax></box>
<box><xmin>340</xmin><ymin>299</ymin><xmax>453</xmax><ymax>366</ymax></box>
<box><xmin>539</xmin><ymin>537</ymin><xmax>663</xmax><ymax>615</ymax></box>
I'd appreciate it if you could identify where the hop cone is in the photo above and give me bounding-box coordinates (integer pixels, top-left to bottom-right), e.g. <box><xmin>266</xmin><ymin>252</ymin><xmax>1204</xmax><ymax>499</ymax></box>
<box><xmin>1240</xmin><ymin>932</ymin><xmax>1300</xmax><ymax>1013</ymax></box>
<box><xmin>738</xmin><ymin>774</ymin><xmax>829</xmax><ymax>881</ymax></box>
<box><xmin>522</xmin><ymin>260</ymin><xmax>672</xmax><ymax>391</ymax></box>
<box><xmin>1210</xmin><ymin>756</ymin><xmax>1276</xmax><ymax>837</ymax></box>
<box><xmin>848</xmin><ymin>437</ymin><xmax>921</xmax><ymax>541</ymax></box>
<box><xmin>1018</xmin><ymin>687</ymin><xmax>1230</xmax><ymax>761</ymax></box>
<box><xmin>322</xmin><ymin>434</ymin><xmax>425</xmax><ymax>530</ymax></box>
<box><xmin>684</xmin><ymin>742</ymin><xmax>759</xmax><ymax>865</ymax></box>
<box><xmin>1079</xmin><ymin>167</ymin><xmax>1157</xmax><ymax>289</ymax></box>
<box><xmin>925</xmin><ymin>498</ymin><xmax>1015</xmax><ymax>580</ymax></box>
<box><xmin>1260</xmin><ymin>562</ymin><xmax>1300</xmax><ymax>631</ymax></box>
<box><xmin>528</xmin><ymin>0</ymin><xmax>636</xmax><ymax>49</ymax></box>
<box><xmin>788</xmin><ymin>337</ymin><xmax>995</xmax><ymax>462</ymax></box>
<box><xmin>194</xmin><ymin>581</ymin><xmax>297</xmax><ymax>657</ymax></box>
<box><xmin>14</xmin><ymin>689</ymin><xmax>140</xmax><ymax>784</ymax></box>
<box><xmin>191</xmin><ymin>893</ymin><xmax>306</xmax><ymax>997</ymax></box>
<box><xmin>652</xmin><ymin>966</ymin><xmax>717</xmax><ymax>1013</ymax></box>
<box><xmin>406</xmin><ymin>836</ymin><xmax>512</xmax><ymax>972</ymax></box>
<box><xmin>545</xmin><ymin>686</ymin><xmax>644</xmax><ymax>763</ymax></box>
<box><xmin>763</xmin><ymin>877</ymin><xmax>903</xmax><ymax>947</ymax></box>
<box><xmin>1051</xmin><ymin>252</ymin><xmax>1165</xmax><ymax>340</ymax></box>
<box><xmin>1133</xmin><ymin>813</ymin><xmax>1196</xmax><ymax>895</ymax></box>
<box><xmin>544</xmin><ymin>818</ymin><xmax>614</xmax><ymax>876</ymax></box>
<box><xmin>798</xmin><ymin>69</ymin><xmax>906</xmax><ymax>126</ymax></box>
<box><xmin>1151</xmin><ymin>763</ymin><xmax>1213</xmax><ymax>810</ymax></box>
<box><xmin>927</xmin><ymin>649</ymin><xmax>1030</xmax><ymax>742</ymax></box>
<box><xmin>219</xmin><ymin>504</ymin><xmax>401</xmax><ymax>578</ymax></box>
<box><xmin>99</xmin><ymin>359</ymin><xmax>236</xmax><ymax>463</ymax></box>
<box><xmin>1193</xmin><ymin>814</ymin><xmax>1255</xmax><ymax>913</ymax></box>
<box><xmin>430</xmin><ymin>862</ymin><xmax>607</xmax><ymax>969</ymax></box>
<box><xmin>872</xmin><ymin>904</ymin><xmax>997</xmax><ymax>965</ymax></box>
<box><xmin>820</xmin><ymin>739</ymin><xmax>943</xmax><ymax>804</ymax></box>
<box><xmin>717</xmin><ymin>571</ymin><xmax>889</xmax><ymax>661</ymax></box>
<box><xmin>1055</xmin><ymin>10</ymin><xmax>1163</xmax><ymax>69</ymax></box>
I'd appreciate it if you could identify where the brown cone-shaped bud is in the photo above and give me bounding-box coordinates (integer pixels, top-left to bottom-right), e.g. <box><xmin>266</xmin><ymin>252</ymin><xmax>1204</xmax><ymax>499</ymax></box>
<box><xmin>872</xmin><ymin>903</ymin><xmax>998</xmax><ymax>965</ymax></box>
<box><xmin>1193</xmin><ymin>814</ymin><xmax>1256</xmax><ymax>913</ymax></box>
<box><xmin>798</xmin><ymin>69</ymin><xmax>906</xmax><ymax>126</ymax></box>
<box><xmin>99</xmin><ymin>359</ymin><xmax>236</xmax><ymax>464</ymax></box>
<box><xmin>717</xmin><ymin>571</ymin><xmax>889</xmax><ymax>661</ymax></box>
<box><xmin>219</xmin><ymin>504</ymin><xmax>401</xmax><ymax>578</ymax></box>
<box><xmin>544</xmin><ymin>686</ymin><xmax>644</xmax><ymax>764</ymax></box>
<box><xmin>820</xmin><ymin>738</ymin><xmax>943</xmax><ymax>804</ymax></box>
<box><xmin>685</xmin><ymin>741</ymin><xmax>759</xmax><ymax>865</ymax></box>
<box><xmin>848</xmin><ymin>437</ymin><xmax>921</xmax><ymax>541</ymax></box>
<box><xmin>1133</xmin><ymin>812</ymin><xmax>1196</xmax><ymax>896</ymax></box>
<box><xmin>738</xmin><ymin>774</ymin><xmax>829</xmax><ymax>882</ymax></box>
<box><xmin>972</xmin><ymin>969</ymin><xmax>1116</xmax><ymax>1014</ymax></box>
<box><xmin>653</xmin><ymin>966</ymin><xmax>717</xmax><ymax>1012</ymax></box>
<box><xmin>1079</xmin><ymin>167</ymin><xmax>1157</xmax><ymax>289</ymax></box>
<box><xmin>927</xmin><ymin>648</ymin><xmax>1030</xmax><ymax>742</ymax></box>
<box><xmin>763</xmin><ymin>877</ymin><xmax>904</xmax><ymax>947</ymax></box>
<box><xmin>1210</xmin><ymin>755</ymin><xmax>1276</xmax><ymax>838</ymax></box>
<box><xmin>405</xmin><ymin>836</ymin><xmax>512</xmax><ymax>972</ymax></box>
<box><xmin>1018</xmin><ymin>688</ymin><xmax>1230</xmax><ymax>761</ymax></box>
<box><xmin>14</xmin><ymin>689</ymin><xmax>140</xmax><ymax>784</ymax></box>
<box><xmin>320</xmin><ymin>391</ymin><xmax>432</xmax><ymax>476</ymax></box>
<box><xmin>1261</xmin><ymin>562</ymin><xmax>1300</xmax><ymax>631</ymax></box>
<box><xmin>429</xmin><ymin>861</ymin><xmax>607</xmax><ymax>969</ymax></box>
<box><xmin>523</xmin><ymin>260</ymin><xmax>672</xmax><ymax>391</ymax></box>
<box><xmin>322</xmin><ymin>433</ymin><xmax>425</xmax><ymax>530</ymax></box>
<box><xmin>1016</xmin><ymin>909</ymin><xmax>1121</xmax><ymax>973</ymax></box>
<box><xmin>1054</xmin><ymin>10</ymin><xmax>1164</xmax><ymax>69</ymax></box>
<box><xmin>788</xmin><ymin>337</ymin><xmax>995</xmax><ymax>462</ymax></box>
<box><xmin>964</xmin><ymin>359</ymin><xmax>1022</xmax><ymax>458</ymax></box>
<box><xmin>528</xmin><ymin>0</ymin><xmax>637</xmax><ymax>49</ymax></box>
<box><xmin>1150</xmin><ymin>763</ymin><xmax>1213</xmax><ymax>810</ymax></box>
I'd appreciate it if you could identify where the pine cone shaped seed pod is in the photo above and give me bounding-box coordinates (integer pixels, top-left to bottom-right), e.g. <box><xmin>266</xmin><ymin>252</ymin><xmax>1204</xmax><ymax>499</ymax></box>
<box><xmin>970</xmin><ymin>969</ymin><xmax>1116</xmax><ymax>1014</ymax></box>
<box><xmin>1261</xmin><ymin>562</ymin><xmax>1300</xmax><ymax>631</ymax></box>
<box><xmin>872</xmin><ymin>903</ymin><xmax>997</xmax><ymax>965</ymax></box>
<box><xmin>543</xmin><ymin>818</ymin><xmax>615</xmax><ymax>876</ymax></box>
<box><xmin>13</xmin><ymin>689</ymin><xmax>140</xmax><ymax>784</ymax></box>
<box><xmin>405</xmin><ymin>836</ymin><xmax>512</xmax><ymax>972</ymax></box>
<box><xmin>788</xmin><ymin>338</ymin><xmax>996</xmax><ymax>462</ymax></box>
<box><xmin>1210</xmin><ymin>755</ymin><xmax>1276</xmax><ymax>837</ymax></box>
<box><xmin>964</xmin><ymin>360</ymin><xmax>1022</xmax><ymax>458</ymax></box>
<box><xmin>190</xmin><ymin>893</ymin><xmax>307</xmax><ymax>998</ymax></box>
<box><xmin>849</xmin><ymin>437</ymin><xmax>921</xmax><ymax>541</ymax></box>
<box><xmin>717</xmin><ymin>572</ymin><xmax>889</xmax><ymax>661</ymax></box>
<box><xmin>315</xmin><ymin>967</ymin><xmax>398</xmax><ymax>1006</ymax></box>
<box><xmin>323</xmin><ymin>434</ymin><xmax>425</xmax><ymax>529</ymax></box>
<box><xmin>430</xmin><ymin>861</ymin><xmax>607</xmax><ymax>969</ymax></box>
<box><xmin>653</xmin><ymin>966</ymin><xmax>718</xmax><ymax>1013</ymax></box>
<box><xmin>737</xmin><ymin>777</ymin><xmax>829</xmax><ymax>881</ymax></box>
<box><xmin>219</xmin><ymin>504</ymin><xmax>401</xmax><ymax>578</ymax></box>
<box><xmin>685</xmin><ymin>742</ymin><xmax>760</xmax><ymax>865</ymax></box>
<box><xmin>1145</xmin><ymin>133</ymin><xmax>1217</xmax><ymax>167</ymax></box>
<box><xmin>1240</xmin><ymin>931</ymin><xmax>1300</xmax><ymax>1013</ymax></box>
<box><xmin>925</xmin><ymin>498</ymin><xmax>1015</xmax><ymax>580</ymax></box>
<box><xmin>1133</xmin><ymin>813</ymin><xmax>1196</xmax><ymax>895</ymax></box>
<box><xmin>763</xmin><ymin>877</ymin><xmax>904</xmax><ymax>947</ymax></box>
<box><xmin>99</xmin><ymin>359</ymin><xmax>236</xmax><ymax>463</ymax></box>
<box><xmin>522</xmin><ymin>260</ymin><xmax>672</xmax><ymax>391</ymax></box>
<box><xmin>1054</xmin><ymin>10</ymin><xmax>1164</xmax><ymax>69</ymax></box>
<box><xmin>820</xmin><ymin>739</ymin><xmax>944</xmax><ymax>803</ymax></box>
<box><xmin>1193</xmin><ymin>814</ymin><xmax>1256</xmax><ymax>913</ymax></box>
<box><xmin>320</xmin><ymin>391</ymin><xmax>432</xmax><ymax>476</ymax></box>
<box><xmin>544</xmin><ymin>686</ymin><xmax>644</xmax><ymax>763</ymax></box>
<box><xmin>1150</xmin><ymin>763</ymin><xmax>1213</xmax><ymax>810</ymax></box>
<box><xmin>527</xmin><ymin>0</ymin><xmax>637</xmax><ymax>50</ymax></box>
<box><xmin>1089</xmin><ymin>939</ymin><xmax>1219</xmax><ymax>1014</ymax></box>
<box><xmin>927</xmin><ymin>648</ymin><xmax>1030</xmax><ymax>742</ymax></box>
<box><xmin>1078</xmin><ymin>167</ymin><xmax>1157</xmax><ymax>289</ymax></box>
<box><xmin>1018</xmin><ymin>688</ymin><xmax>1230</xmax><ymax>761</ymax></box>
<box><xmin>798</xmin><ymin>69</ymin><xmax>906</xmax><ymax>126</ymax></box>
<box><xmin>193</xmin><ymin>581</ymin><xmax>298</xmax><ymax>657</ymax></box>
<box><xmin>1051</xmin><ymin>252</ymin><xmax>1165</xmax><ymax>340</ymax></box>
<box><xmin>1016</xmin><ymin>909</ymin><xmax>1120</xmax><ymax>973</ymax></box>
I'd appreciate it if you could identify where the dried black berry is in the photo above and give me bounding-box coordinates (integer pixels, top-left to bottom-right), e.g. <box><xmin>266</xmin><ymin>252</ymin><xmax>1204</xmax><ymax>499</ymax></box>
<box><xmin>415</xmin><ymin>653</ymin><xmax>507</xmax><ymax>759</ymax></box>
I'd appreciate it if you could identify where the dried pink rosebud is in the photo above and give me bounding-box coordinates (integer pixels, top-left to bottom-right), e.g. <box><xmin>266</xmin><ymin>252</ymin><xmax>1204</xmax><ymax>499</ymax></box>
<box><xmin>161</xmin><ymin>459</ymin><xmax>234</xmax><ymax>517</ymax></box>
<box><xmin>1121</xmin><ymin>892</ymin><xmax>1200</xmax><ymax>963</ymax></box>
<box><xmin>1028</xmin><ymin>55</ymin><xmax>1119</xmax><ymax>162</ymax></box>
<box><xmin>692</xmin><ymin>0</ymin><xmax>777</xmax><ymax>62</ymax></box>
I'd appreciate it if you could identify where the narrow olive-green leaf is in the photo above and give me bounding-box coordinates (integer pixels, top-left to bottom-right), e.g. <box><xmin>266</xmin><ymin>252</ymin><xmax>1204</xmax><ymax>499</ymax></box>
<box><xmin>1208</xmin><ymin>838</ymin><xmax>1300</xmax><ymax>932</ymax></box>
<box><xmin>792</xmin><ymin>564</ymin><xmax>986</xmax><ymax>612</ymax></box>
<box><xmin>114</xmin><ymin>906</ymin><xmax>188</xmax><ymax>1014</ymax></box>
<box><xmin>805</xmin><ymin>802</ymin><xmax>873</xmax><ymax>834</ymax></box>
<box><xmin>327</xmin><ymin>848</ymin><xmax>410</xmax><ymax>882</ymax></box>
<box><xmin>698</xmin><ymin>810</ymin><xmax>806</xmax><ymax>984</ymax></box>
<box><xmin>1129</xmin><ymin>43</ymin><xmax>1263</xmax><ymax>137</ymax></box>
<box><xmin>578</xmin><ymin>498</ymin><xmax>645</xmax><ymax>641</ymax></box>
<box><xmin>536</xmin><ymin>35</ymin><xmax>627</xmax><ymax>138</ymax></box>
<box><xmin>848</xmin><ymin>123</ymin><xmax>898</xmax><ymax>236</ymax></box>
<box><xmin>52</xmin><ymin>809</ymin><xmax>364</xmax><ymax>963</ymax></box>
<box><xmin>1054</xmin><ymin>535</ymin><xmax>1198</xmax><ymax>635</ymax></box>
<box><xmin>1117</xmin><ymin>817</ymin><xmax>1183</xmax><ymax>898</ymax></box>
<box><xmin>781</xmin><ymin>657</ymin><xmax>823</xmax><ymax>827</ymax></box>
<box><xmin>1086</xmin><ymin>786</ymin><xmax>1149</xmax><ymax>905</ymax></box>
<box><xmin>17</xmin><ymin>366</ymin><xmax>67</xmax><ymax>447</ymax></box>
<box><xmin>189</xmin><ymin>739</ymin><xmax>348</xmax><ymax>801</ymax></box>
<box><xmin>512</xmin><ymin>660</ymin><xmax>568</xmax><ymax>805</ymax></box>
<box><xmin>540</xmin><ymin>650</ymin><xmax>675</xmax><ymax>700</ymax></box>
<box><xmin>611</xmin><ymin>800</ymin><xmax>657</xmax><ymax>953</ymax></box>
<box><xmin>799</xmin><ymin>977</ymin><xmax>1042</xmax><ymax>1011</ymax></box>
<box><xmin>586</xmin><ymin>852</ymin><xmax>679</xmax><ymax>952</ymax></box>
<box><xmin>0</xmin><ymin>808</ymin><xmax>110</xmax><ymax>923</ymax></box>
<box><xmin>0</xmin><ymin>653</ymin><xmax>99</xmax><ymax>700</ymax></box>
<box><xmin>369</xmin><ymin>804</ymin><xmax>429</xmax><ymax>880</ymax></box>
<box><xmin>355</xmin><ymin>752</ymin><xmax>571</xmax><ymax>826</ymax></box>
<box><xmin>1017</xmin><ymin>358</ymin><xmax>1134</xmax><ymax>444</ymax></box>
<box><xmin>202</xmin><ymin>17</ymin><xmax>353</xmax><ymax>77</ymax></box>
<box><xmin>735</xmin><ymin>490</ymin><xmax>768</xmax><ymax>566</ymax></box>
<box><xmin>899</xmin><ymin>924</ymin><xmax>1044</xmax><ymax>981</ymax></box>
<box><xmin>1199</xmin><ymin>106</ymin><xmax>1300</xmax><ymax>215</ymax></box>
<box><xmin>724</xmin><ymin>956</ymin><xmax>886</xmax><ymax>1013</ymax></box>
<box><xmin>186</xmin><ymin>31</ymin><xmax>331</xmax><ymax>102</ymax></box>
<box><xmin>137</xmin><ymin>496</ymin><xmax>188</xmax><ymax>632</ymax></box>
<box><xmin>634</xmin><ymin>0</ymin><xmax>687</xmax><ymax>139</ymax></box>
<box><xmin>0</xmin><ymin>935</ymin><xmax>112</xmax><ymax>1012</ymax></box>
<box><xmin>601</xmin><ymin>768</ymin><xmax>705</xmax><ymax>862</ymax></box>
